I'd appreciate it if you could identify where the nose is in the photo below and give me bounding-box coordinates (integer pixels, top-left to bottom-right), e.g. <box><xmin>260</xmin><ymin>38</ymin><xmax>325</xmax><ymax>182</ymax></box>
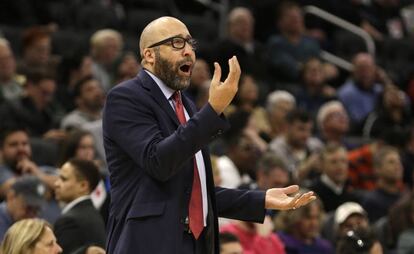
<box><xmin>56</xmin><ymin>243</ymin><xmax>63</xmax><ymax>253</ymax></box>
<box><xmin>182</xmin><ymin>42</ymin><xmax>194</xmax><ymax>57</ymax></box>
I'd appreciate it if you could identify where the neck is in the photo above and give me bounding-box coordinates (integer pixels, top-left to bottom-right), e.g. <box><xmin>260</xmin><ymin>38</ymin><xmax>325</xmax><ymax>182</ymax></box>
<box><xmin>269</xmin><ymin>117</ymin><xmax>286</xmax><ymax>138</ymax></box>
<box><xmin>322</xmin><ymin>130</ymin><xmax>343</xmax><ymax>144</ymax></box>
<box><xmin>79</xmin><ymin>106</ymin><xmax>101</xmax><ymax>119</ymax></box>
<box><xmin>377</xmin><ymin>179</ymin><xmax>399</xmax><ymax>193</ymax></box>
<box><xmin>283</xmin><ymin>31</ymin><xmax>301</xmax><ymax>44</ymax></box>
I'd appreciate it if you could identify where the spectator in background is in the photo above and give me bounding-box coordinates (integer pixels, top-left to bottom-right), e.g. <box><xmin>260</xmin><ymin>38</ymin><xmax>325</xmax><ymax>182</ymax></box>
<box><xmin>338</xmin><ymin>53</ymin><xmax>386</xmax><ymax>134</ymax></box>
<box><xmin>0</xmin><ymin>176</ymin><xmax>46</xmax><ymax>240</ymax></box>
<box><xmin>308</xmin><ymin>144</ymin><xmax>359</xmax><ymax>212</ymax></box>
<box><xmin>90</xmin><ymin>29</ymin><xmax>123</xmax><ymax>92</ymax></box>
<box><xmin>263</xmin><ymin>90</ymin><xmax>296</xmax><ymax>140</ymax></box>
<box><xmin>240</xmin><ymin>151</ymin><xmax>291</xmax><ymax>191</ymax></box>
<box><xmin>361</xmin><ymin>146</ymin><xmax>405</xmax><ymax>223</ymax></box>
<box><xmin>183</xmin><ymin>58</ymin><xmax>211</xmax><ymax>104</ymax></box>
<box><xmin>0</xmin><ymin>218</ymin><xmax>62</xmax><ymax>254</ymax></box>
<box><xmin>393</xmin><ymin>193</ymin><xmax>414</xmax><ymax>253</ymax></box>
<box><xmin>316</xmin><ymin>101</ymin><xmax>350</xmax><ymax>148</ymax></box>
<box><xmin>18</xmin><ymin>26</ymin><xmax>58</xmax><ymax>74</ymax></box>
<box><xmin>266</xmin><ymin>1</ymin><xmax>321</xmax><ymax>83</ymax></box>
<box><xmin>359</xmin><ymin>0</ymin><xmax>407</xmax><ymax>40</ymax></box>
<box><xmin>53</xmin><ymin>159</ymin><xmax>106</xmax><ymax>254</ymax></box>
<box><xmin>58</xmin><ymin>129</ymin><xmax>109</xmax><ymax>222</ymax></box>
<box><xmin>0</xmin><ymin>67</ymin><xmax>65</xmax><ymax>140</ymax></box>
<box><xmin>269</xmin><ymin>109</ymin><xmax>323</xmax><ymax>177</ymax></box>
<box><xmin>336</xmin><ymin>227</ymin><xmax>383</xmax><ymax>254</ymax></box>
<box><xmin>228</xmin><ymin>74</ymin><xmax>269</xmax><ymax>139</ymax></box>
<box><xmin>215</xmin><ymin>7</ymin><xmax>267</xmax><ymax>87</ymax></box>
<box><xmin>0</xmin><ymin>126</ymin><xmax>58</xmax><ymax>199</ymax></box>
<box><xmin>114</xmin><ymin>51</ymin><xmax>140</xmax><ymax>84</ymax></box>
<box><xmin>56</xmin><ymin>54</ymin><xmax>93</xmax><ymax>112</ymax></box>
<box><xmin>363</xmin><ymin>84</ymin><xmax>411</xmax><ymax>140</ymax></box>
<box><xmin>295</xmin><ymin>58</ymin><xmax>336</xmax><ymax>117</ymax></box>
<box><xmin>220</xmin><ymin>216</ymin><xmax>286</xmax><ymax>254</ymax></box>
<box><xmin>219</xmin><ymin>232</ymin><xmax>243</xmax><ymax>254</ymax></box>
<box><xmin>217</xmin><ymin>127</ymin><xmax>261</xmax><ymax>188</ymax></box>
<box><xmin>331</xmin><ymin>202</ymin><xmax>370</xmax><ymax>246</ymax></box>
<box><xmin>274</xmin><ymin>197</ymin><xmax>334</xmax><ymax>254</ymax></box>
<box><xmin>0</xmin><ymin>38</ymin><xmax>24</xmax><ymax>102</ymax></box>
<box><xmin>60</xmin><ymin>76</ymin><xmax>105</xmax><ymax>131</ymax></box>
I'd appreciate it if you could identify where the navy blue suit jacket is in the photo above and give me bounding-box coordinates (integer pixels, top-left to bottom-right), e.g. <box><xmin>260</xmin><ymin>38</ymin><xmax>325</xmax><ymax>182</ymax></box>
<box><xmin>103</xmin><ymin>70</ymin><xmax>265</xmax><ymax>254</ymax></box>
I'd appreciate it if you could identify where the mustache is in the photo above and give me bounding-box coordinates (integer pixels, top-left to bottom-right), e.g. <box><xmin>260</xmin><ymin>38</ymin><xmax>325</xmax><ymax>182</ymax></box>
<box><xmin>176</xmin><ymin>57</ymin><xmax>194</xmax><ymax>66</ymax></box>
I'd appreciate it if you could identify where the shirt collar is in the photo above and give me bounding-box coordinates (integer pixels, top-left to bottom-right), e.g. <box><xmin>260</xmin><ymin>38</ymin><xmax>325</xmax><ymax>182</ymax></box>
<box><xmin>61</xmin><ymin>195</ymin><xmax>91</xmax><ymax>214</ymax></box>
<box><xmin>144</xmin><ymin>69</ymin><xmax>175</xmax><ymax>100</ymax></box>
<box><xmin>321</xmin><ymin>174</ymin><xmax>344</xmax><ymax>195</ymax></box>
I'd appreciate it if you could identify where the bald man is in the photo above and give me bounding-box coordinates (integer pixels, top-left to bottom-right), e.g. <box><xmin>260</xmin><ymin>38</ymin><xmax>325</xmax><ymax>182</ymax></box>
<box><xmin>103</xmin><ymin>16</ymin><xmax>315</xmax><ymax>254</ymax></box>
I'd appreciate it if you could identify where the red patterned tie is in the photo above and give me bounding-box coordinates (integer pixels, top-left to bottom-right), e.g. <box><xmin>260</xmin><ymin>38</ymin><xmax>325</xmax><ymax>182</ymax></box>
<box><xmin>172</xmin><ymin>91</ymin><xmax>203</xmax><ymax>239</ymax></box>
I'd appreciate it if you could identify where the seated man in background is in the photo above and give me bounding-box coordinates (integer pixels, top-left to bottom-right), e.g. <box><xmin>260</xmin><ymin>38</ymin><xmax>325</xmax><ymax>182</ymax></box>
<box><xmin>54</xmin><ymin>159</ymin><xmax>106</xmax><ymax>254</ymax></box>
<box><xmin>0</xmin><ymin>176</ymin><xmax>46</xmax><ymax>240</ymax></box>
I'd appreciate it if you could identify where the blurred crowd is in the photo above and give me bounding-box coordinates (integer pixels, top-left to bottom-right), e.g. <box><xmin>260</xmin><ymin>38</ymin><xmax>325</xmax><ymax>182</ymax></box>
<box><xmin>1</xmin><ymin>0</ymin><xmax>414</xmax><ymax>253</ymax></box>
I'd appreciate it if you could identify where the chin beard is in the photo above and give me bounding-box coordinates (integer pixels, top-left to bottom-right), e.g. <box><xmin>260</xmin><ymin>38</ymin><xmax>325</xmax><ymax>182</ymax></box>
<box><xmin>153</xmin><ymin>50</ymin><xmax>191</xmax><ymax>91</ymax></box>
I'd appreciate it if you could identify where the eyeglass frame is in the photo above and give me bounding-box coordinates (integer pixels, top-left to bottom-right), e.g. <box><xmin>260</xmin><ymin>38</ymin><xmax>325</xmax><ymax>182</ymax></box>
<box><xmin>147</xmin><ymin>36</ymin><xmax>197</xmax><ymax>50</ymax></box>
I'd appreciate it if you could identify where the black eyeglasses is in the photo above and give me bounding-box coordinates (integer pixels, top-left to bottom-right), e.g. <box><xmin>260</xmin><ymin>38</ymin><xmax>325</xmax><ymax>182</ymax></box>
<box><xmin>148</xmin><ymin>36</ymin><xmax>197</xmax><ymax>50</ymax></box>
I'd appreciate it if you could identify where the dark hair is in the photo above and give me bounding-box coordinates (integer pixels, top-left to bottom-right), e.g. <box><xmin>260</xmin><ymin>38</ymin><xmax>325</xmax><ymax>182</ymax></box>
<box><xmin>58</xmin><ymin>129</ymin><xmax>93</xmax><ymax>167</ymax></box>
<box><xmin>67</xmin><ymin>158</ymin><xmax>100</xmax><ymax>193</ymax></box>
<box><xmin>219</xmin><ymin>232</ymin><xmax>240</xmax><ymax>245</ymax></box>
<box><xmin>276</xmin><ymin>0</ymin><xmax>301</xmax><ymax>22</ymax></box>
<box><xmin>231</xmin><ymin>73</ymin><xmax>257</xmax><ymax>107</ymax></box>
<box><xmin>24</xmin><ymin>67</ymin><xmax>55</xmax><ymax>85</ymax></box>
<box><xmin>73</xmin><ymin>76</ymin><xmax>96</xmax><ymax>98</ymax></box>
<box><xmin>285</xmin><ymin>108</ymin><xmax>311</xmax><ymax>124</ymax></box>
<box><xmin>336</xmin><ymin>227</ymin><xmax>378</xmax><ymax>254</ymax></box>
<box><xmin>22</xmin><ymin>26</ymin><xmax>50</xmax><ymax>51</ymax></box>
<box><xmin>223</xmin><ymin>110</ymin><xmax>251</xmax><ymax>146</ymax></box>
<box><xmin>0</xmin><ymin>125</ymin><xmax>29</xmax><ymax>147</ymax></box>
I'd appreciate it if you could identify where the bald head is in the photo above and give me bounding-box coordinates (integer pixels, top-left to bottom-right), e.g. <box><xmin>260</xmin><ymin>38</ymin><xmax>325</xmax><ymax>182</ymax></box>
<box><xmin>139</xmin><ymin>17</ymin><xmax>189</xmax><ymax>57</ymax></box>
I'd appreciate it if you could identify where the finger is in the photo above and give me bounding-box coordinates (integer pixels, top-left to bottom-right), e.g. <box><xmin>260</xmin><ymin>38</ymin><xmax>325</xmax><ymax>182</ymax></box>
<box><xmin>210</xmin><ymin>62</ymin><xmax>221</xmax><ymax>87</ymax></box>
<box><xmin>295</xmin><ymin>191</ymin><xmax>316</xmax><ymax>207</ymax></box>
<box><xmin>289</xmin><ymin>193</ymin><xmax>301</xmax><ymax>208</ymax></box>
<box><xmin>283</xmin><ymin>185</ymin><xmax>299</xmax><ymax>195</ymax></box>
<box><xmin>225</xmin><ymin>56</ymin><xmax>241</xmax><ymax>85</ymax></box>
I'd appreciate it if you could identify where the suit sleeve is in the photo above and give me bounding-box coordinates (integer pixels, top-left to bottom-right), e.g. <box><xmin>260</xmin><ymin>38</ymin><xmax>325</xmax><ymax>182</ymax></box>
<box><xmin>103</xmin><ymin>86</ymin><xmax>230</xmax><ymax>182</ymax></box>
<box><xmin>215</xmin><ymin>187</ymin><xmax>266</xmax><ymax>223</ymax></box>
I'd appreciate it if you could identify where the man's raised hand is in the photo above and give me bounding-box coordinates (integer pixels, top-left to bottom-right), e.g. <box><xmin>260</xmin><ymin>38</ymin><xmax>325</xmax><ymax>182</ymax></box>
<box><xmin>208</xmin><ymin>56</ymin><xmax>241</xmax><ymax>114</ymax></box>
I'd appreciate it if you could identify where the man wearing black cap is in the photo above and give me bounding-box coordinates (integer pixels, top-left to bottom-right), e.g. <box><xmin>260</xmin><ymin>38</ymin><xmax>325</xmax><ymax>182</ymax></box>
<box><xmin>0</xmin><ymin>175</ymin><xmax>46</xmax><ymax>240</ymax></box>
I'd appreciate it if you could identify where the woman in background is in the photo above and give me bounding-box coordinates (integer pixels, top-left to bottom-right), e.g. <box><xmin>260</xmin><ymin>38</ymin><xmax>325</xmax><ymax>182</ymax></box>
<box><xmin>0</xmin><ymin>218</ymin><xmax>62</xmax><ymax>254</ymax></box>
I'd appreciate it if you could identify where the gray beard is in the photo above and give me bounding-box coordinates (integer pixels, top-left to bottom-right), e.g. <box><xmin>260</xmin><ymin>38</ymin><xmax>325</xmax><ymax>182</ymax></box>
<box><xmin>153</xmin><ymin>50</ymin><xmax>191</xmax><ymax>91</ymax></box>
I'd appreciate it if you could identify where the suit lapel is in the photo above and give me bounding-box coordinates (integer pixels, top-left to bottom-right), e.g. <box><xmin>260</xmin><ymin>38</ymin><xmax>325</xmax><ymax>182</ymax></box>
<box><xmin>138</xmin><ymin>70</ymin><xmax>180</xmax><ymax>126</ymax></box>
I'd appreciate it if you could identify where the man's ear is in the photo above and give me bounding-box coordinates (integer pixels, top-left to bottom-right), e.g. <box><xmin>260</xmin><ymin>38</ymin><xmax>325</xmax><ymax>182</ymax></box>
<box><xmin>6</xmin><ymin>189</ymin><xmax>16</xmax><ymax>202</ymax></box>
<box><xmin>79</xmin><ymin>180</ymin><xmax>91</xmax><ymax>195</ymax></box>
<box><xmin>142</xmin><ymin>48</ymin><xmax>155</xmax><ymax>64</ymax></box>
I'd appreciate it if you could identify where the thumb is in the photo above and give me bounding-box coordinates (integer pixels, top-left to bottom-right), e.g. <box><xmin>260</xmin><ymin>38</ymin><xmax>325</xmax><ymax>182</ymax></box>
<box><xmin>283</xmin><ymin>185</ymin><xmax>299</xmax><ymax>195</ymax></box>
<box><xmin>210</xmin><ymin>62</ymin><xmax>221</xmax><ymax>87</ymax></box>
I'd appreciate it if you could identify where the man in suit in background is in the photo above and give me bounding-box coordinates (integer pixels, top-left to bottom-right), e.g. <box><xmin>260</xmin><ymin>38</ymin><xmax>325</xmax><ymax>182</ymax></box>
<box><xmin>54</xmin><ymin>159</ymin><xmax>106</xmax><ymax>254</ymax></box>
<box><xmin>103</xmin><ymin>16</ymin><xmax>316</xmax><ymax>254</ymax></box>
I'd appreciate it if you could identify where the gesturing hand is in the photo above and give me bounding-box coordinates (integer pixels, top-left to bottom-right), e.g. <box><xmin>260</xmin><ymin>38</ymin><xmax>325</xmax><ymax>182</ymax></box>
<box><xmin>208</xmin><ymin>56</ymin><xmax>241</xmax><ymax>114</ymax></box>
<box><xmin>265</xmin><ymin>185</ymin><xmax>316</xmax><ymax>211</ymax></box>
